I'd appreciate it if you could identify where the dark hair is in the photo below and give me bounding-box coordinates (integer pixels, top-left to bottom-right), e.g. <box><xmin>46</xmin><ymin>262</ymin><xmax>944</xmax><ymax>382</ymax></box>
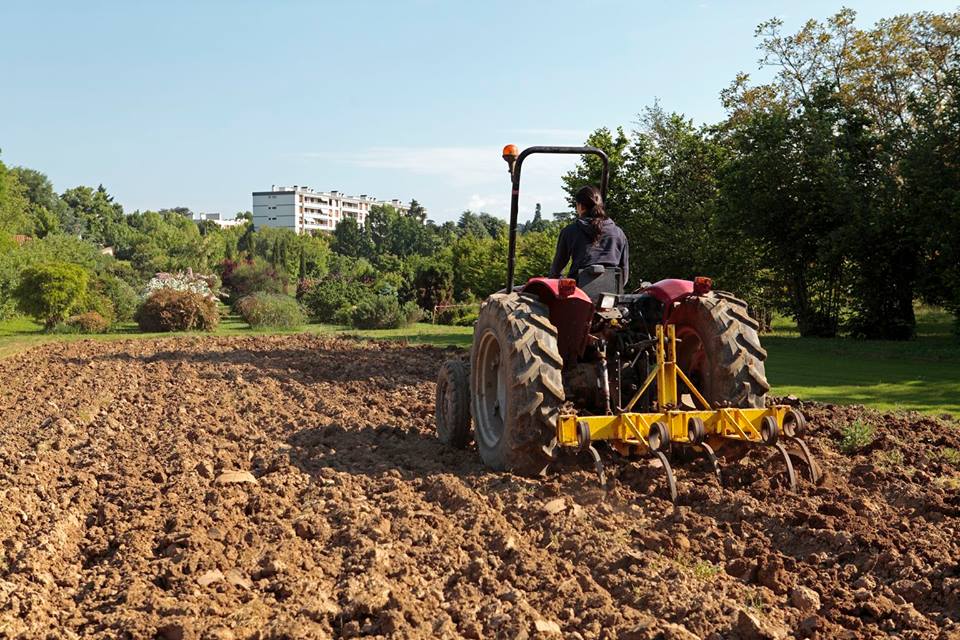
<box><xmin>575</xmin><ymin>185</ymin><xmax>607</xmax><ymax>242</ymax></box>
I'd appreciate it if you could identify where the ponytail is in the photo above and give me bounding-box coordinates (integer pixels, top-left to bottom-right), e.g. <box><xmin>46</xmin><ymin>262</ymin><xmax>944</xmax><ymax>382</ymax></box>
<box><xmin>574</xmin><ymin>185</ymin><xmax>608</xmax><ymax>244</ymax></box>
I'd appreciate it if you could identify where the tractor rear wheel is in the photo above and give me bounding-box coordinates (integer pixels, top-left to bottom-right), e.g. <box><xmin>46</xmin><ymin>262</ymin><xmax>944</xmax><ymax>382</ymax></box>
<box><xmin>471</xmin><ymin>292</ymin><xmax>564</xmax><ymax>476</ymax></box>
<box><xmin>670</xmin><ymin>291</ymin><xmax>770</xmax><ymax>409</ymax></box>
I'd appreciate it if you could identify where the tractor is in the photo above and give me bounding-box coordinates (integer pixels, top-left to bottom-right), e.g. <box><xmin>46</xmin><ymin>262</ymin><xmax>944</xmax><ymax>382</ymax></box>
<box><xmin>434</xmin><ymin>144</ymin><xmax>820</xmax><ymax>500</ymax></box>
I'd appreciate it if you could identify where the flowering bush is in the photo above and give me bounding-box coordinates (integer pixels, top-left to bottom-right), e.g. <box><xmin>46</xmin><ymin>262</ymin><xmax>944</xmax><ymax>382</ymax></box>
<box><xmin>142</xmin><ymin>269</ymin><xmax>219</xmax><ymax>300</ymax></box>
<box><xmin>219</xmin><ymin>258</ymin><xmax>287</xmax><ymax>304</ymax></box>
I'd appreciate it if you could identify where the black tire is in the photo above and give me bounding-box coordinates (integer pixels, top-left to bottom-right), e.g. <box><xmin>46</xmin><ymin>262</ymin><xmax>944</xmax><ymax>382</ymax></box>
<box><xmin>470</xmin><ymin>292</ymin><xmax>564</xmax><ymax>476</ymax></box>
<box><xmin>435</xmin><ymin>359</ymin><xmax>471</xmax><ymax>448</ymax></box>
<box><xmin>670</xmin><ymin>290</ymin><xmax>770</xmax><ymax>409</ymax></box>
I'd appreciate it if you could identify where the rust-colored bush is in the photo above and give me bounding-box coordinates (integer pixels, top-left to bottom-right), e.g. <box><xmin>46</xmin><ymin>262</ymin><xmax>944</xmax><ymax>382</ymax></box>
<box><xmin>64</xmin><ymin>311</ymin><xmax>110</xmax><ymax>333</ymax></box>
<box><xmin>135</xmin><ymin>289</ymin><xmax>219</xmax><ymax>332</ymax></box>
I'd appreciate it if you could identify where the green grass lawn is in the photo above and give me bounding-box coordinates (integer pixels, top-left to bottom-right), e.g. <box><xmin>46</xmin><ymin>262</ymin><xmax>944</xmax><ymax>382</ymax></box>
<box><xmin>1</xmin><ymin>308</ymin><xmax>957</xmax><ymax>416</ymax></box>
<box><xmin>764</xmin><ymin>307</ymin><xmax>959</xmax><ymax>415</ymax></box>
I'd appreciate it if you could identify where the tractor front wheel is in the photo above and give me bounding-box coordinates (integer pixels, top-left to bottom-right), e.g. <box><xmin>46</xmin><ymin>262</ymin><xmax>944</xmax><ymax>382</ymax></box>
<box><xmin>471</xmin><ymin>292</ymin><xmax>564</xmax><ymax>476</ymax></box>
<box><xmin>435</xmin><ymin>359</ymin><xmax>471</xmax><ymax>448</ymax></box>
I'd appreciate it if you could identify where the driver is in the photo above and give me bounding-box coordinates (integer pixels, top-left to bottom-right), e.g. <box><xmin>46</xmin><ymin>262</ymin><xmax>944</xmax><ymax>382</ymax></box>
<box><xmin>549</xmin><ymin>185</ymin><xmax>629</xmax><ymax>285</ymax></box>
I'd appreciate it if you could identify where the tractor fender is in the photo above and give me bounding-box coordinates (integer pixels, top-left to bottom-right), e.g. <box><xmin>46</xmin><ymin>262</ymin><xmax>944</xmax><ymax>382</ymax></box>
<box><xmin>522</xmin><ymin>277</ymin><xmax>593</xmax><ymax>364</ymax></box>
<box><xmin>640</xmin><ymin>278</ymin><xmax>694</xmax><ymax>320</ymax></box>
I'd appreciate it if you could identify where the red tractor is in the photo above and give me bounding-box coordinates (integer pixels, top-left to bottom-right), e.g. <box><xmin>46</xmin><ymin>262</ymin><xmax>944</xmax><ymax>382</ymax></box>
<box><xmin>435</xmin><ymin>145</ymin><xmax>819</xmax><ymax>499</ymax></box>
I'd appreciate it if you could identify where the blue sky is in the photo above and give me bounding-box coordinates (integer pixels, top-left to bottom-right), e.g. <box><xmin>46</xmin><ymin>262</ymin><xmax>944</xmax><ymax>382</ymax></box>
<box><xmin>1</xmin><ymin>1</ymin><xmax>956</xmax><ymax>224</ymax></box>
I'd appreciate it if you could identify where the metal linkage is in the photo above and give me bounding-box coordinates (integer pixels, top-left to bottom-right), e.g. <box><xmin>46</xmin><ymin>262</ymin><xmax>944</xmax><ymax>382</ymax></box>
<box><xmin>556</xmin><ymin>326</ymin><xmax>821</xmax><ymax>502</ymax></box>
<box><xmin>576</xmin><ymin>420</ymin><xmax>607</xmax><ymax>488</ymax></box>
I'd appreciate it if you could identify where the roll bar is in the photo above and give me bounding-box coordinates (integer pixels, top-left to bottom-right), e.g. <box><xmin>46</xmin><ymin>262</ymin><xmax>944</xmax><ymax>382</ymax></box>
<box><xmin>503</xmin><ymin>146</ymin><xmax>610</xmax><ymax>293</ymax></box>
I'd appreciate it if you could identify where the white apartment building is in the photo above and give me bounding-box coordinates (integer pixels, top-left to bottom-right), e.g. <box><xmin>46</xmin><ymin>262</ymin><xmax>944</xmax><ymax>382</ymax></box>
<box><xmin>252</xmin><ymin>186</ymin><xmax>413</xmax><ymax>234</ymax></box>
<box><xmin>193</xmin><ymin>212</ymin><xmax>245</xmax><ymax>229</ymax></box>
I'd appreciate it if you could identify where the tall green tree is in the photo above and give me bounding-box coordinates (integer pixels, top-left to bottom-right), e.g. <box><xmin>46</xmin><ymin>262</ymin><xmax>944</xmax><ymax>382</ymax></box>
<box><xmin>0</xmin><ymin>157</ymin><xmax>30</xmax><ymax>235</ymax></box>
<box><xmin>332</xmin><ymin>216</ymin><xmax>372</xmax><ymax>258</ymax></box>
<box><xmin>904</xmin><ymin>70</ymin><xmax>960</xmax><ymax>327</ymax></box>
<box><xmin>61</xmin><ymin>185</ymin><xmax>125</xmax><ymax>246</ymax></box>
<box><xmin>722</xmin><ymin>88</ymin><xmax>885</xmax><ymax>337</ymax></box>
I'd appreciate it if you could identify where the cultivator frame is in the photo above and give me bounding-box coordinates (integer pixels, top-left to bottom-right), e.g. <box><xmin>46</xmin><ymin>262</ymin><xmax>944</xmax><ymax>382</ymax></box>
<box><xmin>555</xmin><ymin>324</ymin><xmax>821</xmax><ymax>500</ymax></box>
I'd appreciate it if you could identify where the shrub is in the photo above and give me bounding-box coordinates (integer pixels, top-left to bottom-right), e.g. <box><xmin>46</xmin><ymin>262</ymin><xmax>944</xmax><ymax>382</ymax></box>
<box><xmin>14</xmin><ymin>262</ymin><xmax>89</xmax><ymax>328</ymax></box>
<box><xmin>839</xmin><ymin>420</ymin><xmax>876</xmax><ymax>453</ymax></box>
<box><xmin>236</xmin><ymin>293</ymin><xmax>306</xmax><ymax>329</ymax></box>
<box><xmin>63</xmin><ymin>311</ymin><xmax>111</xmax><ymax>334</ymax></box>
<box><xmin>220</xmin><ymin>258</ymin><xmax>287</xmax><ymax>302</ymax></box>
<box><xmin>78</xmin><ymin>290</ymin><xmax>116</xmax><ymax>326</ymax></box>
<box><xmin>301</xmin><ymin>277</ymin><xmax>370</xmax><ymax>322</ymax></box>
<box><xmin>336</xmin><ymin>295</ymin><xmax>421</xmax><ymax>329</ymax></box>
<box><xmin>434</xmin><ymin>303</ymin><xmax>480</xmax><ymax>326</ymax></box>
<box><xmin>95</xmin><ymin>274</ymin><xmax>138</xmax><ymax>322</ymax></box>
<box><xmin>135</xmin><ymin>288</ymin><xmax>219</xmax><ymax>332</ymax></box>
<box><xmin>453</xmin><ymin>310</ymin><xmax>479</xmax><ymax>326</ymax></box>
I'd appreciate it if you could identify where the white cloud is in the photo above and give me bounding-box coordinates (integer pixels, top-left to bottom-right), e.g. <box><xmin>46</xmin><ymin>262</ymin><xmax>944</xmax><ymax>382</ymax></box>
<box><xmin>466</xmin><ymin>193</ymin><xmax>503</xmax><ymax>211</ymax></box>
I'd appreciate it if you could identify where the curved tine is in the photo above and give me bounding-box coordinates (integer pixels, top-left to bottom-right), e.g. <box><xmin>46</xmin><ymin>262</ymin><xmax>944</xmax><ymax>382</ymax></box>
<box><xmin>773</xmin><ymin>442</ymin><xmax>798</xmax><ymax>491</ymax></box>
<box><xmin>787</xmin><ymin>436</ymin><xmax>821</xmax><ymax>484</ymax></box>
<box><xmin>699</xmin><ymin>442</ymin><xmax>723</xmax><ymax>487</ymax></box>
<box><xmin>586</xmin><ymin>445</ymin><xmax>607</xmax><ymax>488</ymax></box>
<box><xmin>654</xmin><ymin>451</ymin><xmax>678</xmax><ymax>503</ymax></box>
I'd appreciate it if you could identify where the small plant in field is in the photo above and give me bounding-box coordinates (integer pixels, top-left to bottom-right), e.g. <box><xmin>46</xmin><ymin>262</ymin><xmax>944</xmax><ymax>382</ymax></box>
<box><xmin>874</xmin><ymin>448</ymin><xmax>904</xmax><ymax>471</ymax></box>
<box><xmin>839</xmin><ymin>420</ymin><xmax>875</xmax><ymax>453</ymax></box>
<box><xmin>935</xmin><ymin>476</ymin><xmax>960</xmax><ymax>490</ymax></box>
<box><xmin>743</xmin><ymin>589</ymin><xmax>767</xmax><ymax>614</ymax></box>
<box><xmin>693</xmin><ymin>560</ymin><xmax>721</xmax><ymax>580</ymax></box>
<box><xmin>938</xmin><ymin>448</ymin><xmax>960</xmax><ymax>468</ymax></box>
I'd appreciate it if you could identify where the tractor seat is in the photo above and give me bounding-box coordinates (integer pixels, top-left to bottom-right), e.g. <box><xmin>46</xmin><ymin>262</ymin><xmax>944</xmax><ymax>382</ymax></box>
<box><xmin>576</xmin><ymin>265</ymin><xmax>623</xmax><ymax>302</ymax></box>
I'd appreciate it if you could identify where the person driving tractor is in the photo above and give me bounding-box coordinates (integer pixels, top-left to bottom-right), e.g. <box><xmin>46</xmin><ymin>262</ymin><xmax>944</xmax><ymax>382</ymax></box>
<box><xmin>549</xmin><ymin>185</ymin><xmax>629</xmax><ymax>286</ymax></box>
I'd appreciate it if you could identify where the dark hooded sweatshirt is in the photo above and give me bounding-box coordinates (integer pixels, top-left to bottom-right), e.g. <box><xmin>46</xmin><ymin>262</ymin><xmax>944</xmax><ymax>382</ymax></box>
<box><xmin>549</xmin><ymin>216</ymin><xmax>629</xmax><ymax>285</ymax></box>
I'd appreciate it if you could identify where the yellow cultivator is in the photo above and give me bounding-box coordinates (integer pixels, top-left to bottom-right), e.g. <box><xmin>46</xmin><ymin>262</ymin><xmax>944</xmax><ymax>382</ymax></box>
<box><xmin>553</xmin><ymin>324</ymin><xmax>820</xmax><ymax>499</ymax></box>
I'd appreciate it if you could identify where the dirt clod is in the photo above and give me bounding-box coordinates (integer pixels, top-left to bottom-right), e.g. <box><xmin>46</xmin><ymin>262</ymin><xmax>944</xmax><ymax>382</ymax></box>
<box><xmin>197</xmin><ymin>569</ymin><xmax>224</xmax><ymax>587</ymax></box>
<box><xmin>789</xmin><ymin>585</ymin><xmax>821</xmax><ymax>613</ymax></box>
<box><xmin>214</xmin><ymin>470</ymin><xmax>257</xmax><ymax>485</ymax></box>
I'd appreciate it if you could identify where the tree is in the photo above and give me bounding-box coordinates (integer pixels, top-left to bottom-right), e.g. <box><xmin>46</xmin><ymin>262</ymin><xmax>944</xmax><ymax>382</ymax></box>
<box><xmin>904</xmin><ymin>70</ymin><xmax>960</xmax><ymax>327</ymax></box>
<box><xmin>407</xmin><ymin>199</ymin><xmax>427</xmax><ymax>223</ymax></box>
<box><xmin>11</xmin><ymin>167</ymin><xmax>67</xmax><ymax>238</ymax></box>
<box><xmin>332</xmin><ymin>216</ymin><xmax>372</xmax><ymax>258</ymax></box>
<box><xmin>561</xmin><ymin>126</ymin><xmax>632</xmax><ymax>217</ymax></box>
<box><xmin>452</xmin><ymin>233</ymin><xmax>508</xmax><ymax>298</ymax></box>
<box><xmin>455</xmin><ymin>211</ymin><xmax>507</xmax><ymax>240</ymax></box>
<box><xmin>410</xmin><ymin>259</ymin><xmax>453</xmax><ymax>310</ymax></box>
<box><xmin>722</xmin><ymin>87</ymin><xmax>883</xmax><ymax>337</ymax></box>
<box><xmin>620</xmin><ymin>107</ymin><xmax>740</xmax><ymax>286</ymax></box>
<box><xmin>724</xmin><ymin>9</ymin><xmax>960</xmax><ymax>133</ymax></box>
<box><xmin>14</xmin><ymin>262</ymin><xmax>90</xmax><ymax>328</ymax></box>
<box><xmin>61</xmin><ymin>184</ymin><xmax>124</xmax><ymax>246</ymax></box>
<box><xmin>0</xmin><ymin>157</ymin><xmax>30</xmax><ymax>235</ymax></box>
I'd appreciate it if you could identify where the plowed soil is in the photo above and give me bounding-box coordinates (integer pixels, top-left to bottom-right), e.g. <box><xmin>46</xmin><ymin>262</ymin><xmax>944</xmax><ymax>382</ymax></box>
<box><xmin>1</xmin><ymin>335</ymin><xmax>959</xmax><ymax>640</ymax></box>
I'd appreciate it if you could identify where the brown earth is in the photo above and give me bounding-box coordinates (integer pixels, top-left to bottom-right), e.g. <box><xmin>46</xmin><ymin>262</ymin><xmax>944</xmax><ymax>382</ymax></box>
<box><xmin>1</xmin><ymin>335</ymin><xmax>959</xmax><ymax>640</ymax></box>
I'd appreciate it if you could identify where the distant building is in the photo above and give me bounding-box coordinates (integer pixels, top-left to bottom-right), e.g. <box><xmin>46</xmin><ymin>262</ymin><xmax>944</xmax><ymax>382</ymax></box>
<box><xmin>251</xmin><ymin>186</ymin><xmax>416</xmax><ymax>234</ymax></box>
<box><xmin>193</xmin><ymin>212</ymin><xmax>245</xmax><ymax>229</ymax></box>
